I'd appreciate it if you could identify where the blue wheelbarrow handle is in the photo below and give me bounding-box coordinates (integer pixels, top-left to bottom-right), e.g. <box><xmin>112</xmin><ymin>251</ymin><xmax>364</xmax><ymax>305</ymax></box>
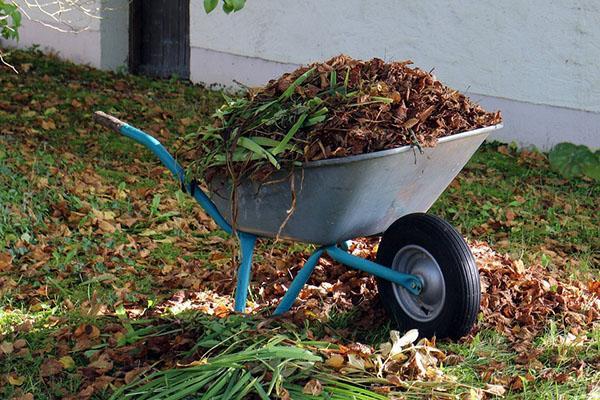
<box><xmin>93</xmin><ymin>111</ymin><xmax>233</xmax><ymax>234</ymax></box>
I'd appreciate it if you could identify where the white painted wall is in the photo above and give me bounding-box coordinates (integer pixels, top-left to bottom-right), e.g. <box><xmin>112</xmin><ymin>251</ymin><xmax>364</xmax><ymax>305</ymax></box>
<box><xmin>4</xmin><ymin>0</ymin><xmax>599</xmax><ymax>149</ymax></box>
<box><xmin>189</xmin><ymin>0</ymin><xmax>600</xmax><ymax>149</ymax></box>
<box><xmin>4</xmin><ymin>0</ymin><xmax>128</xmax><ymax>70</ymax></box>
<box><xmin>5</xmin><ymin>0</ymin><xmax>102</xmax><ymax>67</ymax></box>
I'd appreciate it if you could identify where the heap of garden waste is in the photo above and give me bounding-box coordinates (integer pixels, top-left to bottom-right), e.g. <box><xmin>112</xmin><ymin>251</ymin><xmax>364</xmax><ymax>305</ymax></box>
<box><xmin>183</xmin><ymin>55</ymin><xmax>502</xmax><ymax>182</ymax></box>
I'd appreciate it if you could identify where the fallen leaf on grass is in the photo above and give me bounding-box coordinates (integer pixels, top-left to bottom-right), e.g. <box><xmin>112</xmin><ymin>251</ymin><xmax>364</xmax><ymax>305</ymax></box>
<box><xmin>124</xmin><ymin>367</ymin><xmax>147</xmax><ymax>384</ymax></box>
<box><xmin>0</xmin><ymin>252</ymin><xmax>12</xmax><ymax>271</ymax></box>
<box><xmin>96</xmin><ymin>219</ymin><xmax>117</xmax><ymax>234</ymax></box>
<box><xmin>0</xmin><ymin>341</ymin><xmax>14</xmax><ymax>354</ymax></box>
<box><xmin>60</xmin><ymin>355</ymin><xmax>76</xmax><ymax>370</ymax></box>
<box><xmin>12</xmin><ymin>393</ymin><xmax>33</xmax><ymax>400</ymax></box>
<box><xmin>8</xmin><ymin>374</ymin><xmax>25</xmax><ymax>386</ymax></box>
<box><xmin>88</xmin><ymin>353</ymin><xmax>114</xmax><ymax>373</ymax></box>
<box><xmin>74</xmin><ymin>324</ymin><xmax>100</xmax><ymax>339</ymax></box>
<box><xmin>484</xmin><ymin>383</ymin><xmax>506</xmax><ymax>396</ymax></box>
<box><xmin>41</xmin><ymin>119</ymin><xmax>56</xmax><ymax>130</ymax></box>
<box><xmin>40</xmin><ymin>358</ymin><xmax>63</xmax><ymax>377</ymax></box>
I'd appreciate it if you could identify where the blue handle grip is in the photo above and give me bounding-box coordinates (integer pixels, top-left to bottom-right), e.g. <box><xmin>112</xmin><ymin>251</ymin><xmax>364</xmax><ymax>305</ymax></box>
<box><xmin>94</xmin><ymin>111</ymin><xmax>232</xmax><ymax>234</ymax></box>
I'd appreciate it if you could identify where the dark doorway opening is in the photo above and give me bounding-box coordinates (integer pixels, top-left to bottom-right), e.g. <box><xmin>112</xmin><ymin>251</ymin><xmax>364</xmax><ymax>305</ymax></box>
<box><xmin>129</xmin><ymin>0</ymin><xmax>190</xmax><ymax>79</ymax></box>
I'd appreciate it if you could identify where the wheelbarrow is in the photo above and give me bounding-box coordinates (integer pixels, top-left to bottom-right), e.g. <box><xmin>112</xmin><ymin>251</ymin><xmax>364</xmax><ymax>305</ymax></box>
<box><xmin>94</xmin><ymin>111</ymin><xmax>502</xmax><ymax>339</ymax></box>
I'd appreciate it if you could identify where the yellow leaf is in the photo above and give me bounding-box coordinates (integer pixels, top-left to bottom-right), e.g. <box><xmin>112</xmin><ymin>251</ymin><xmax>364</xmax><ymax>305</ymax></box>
<box><xmin>93</xmin><ymin>209</ymin><xmax>116</xmax><ymax>220</ymax></box>
<box><xmin>0</xmin><ymin>341</ymin><xmax>14</xmax><ymax>354</ymax></box>
<box><xmin>324</xmin><ymin>354</ymin><xmax>345</xmax><ymax>369</ymax></box>
<box><xmin>41</xmin><ymin>119</ymin><xmax>56</xmax><ymax>130</ymax></box>
<box><xmin>59</xmin><ymin>355</ymin><xmax>76</xmax><ymax>370</ymax></box>
<box><xmin>154</xmin><ymin>237</ymin><xmax>177</xmax><ymax>244</ymax></box>
<box><xmin>36</xmin><ymin>177</ymin><xmax>49</xmax><ymax>189</ymax></box>
<box><xmin>514</xmin><ymin>259</ymin><xmax>526</xmax><ymax>274</ymax></box>
<box><xmin>181</xmin><ymin>358</ymin><xmax>208</xmax><ymax>367</ymax></box>
<box><xmin>8</xmin><ymin>374</ymin><xmax>25</xmax><ymax>386</ymax></box>
<box><xmin>468</xmin><ymin>388</ymin><xmax>484</xmax><ymax>400</ymax></box>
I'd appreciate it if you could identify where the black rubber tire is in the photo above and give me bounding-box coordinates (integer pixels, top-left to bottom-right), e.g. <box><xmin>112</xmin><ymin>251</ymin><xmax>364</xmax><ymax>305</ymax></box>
<box><xmin>376</xmin><ymin>213</ymin><xmax>480</xmax><ymax>339</ymax></box>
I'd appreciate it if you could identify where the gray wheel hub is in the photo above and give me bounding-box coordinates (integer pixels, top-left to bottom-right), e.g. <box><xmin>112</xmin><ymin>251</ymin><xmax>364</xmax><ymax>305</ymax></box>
<box><xmin>391</xmin><ymin>245</ymin><xmax>446</xmax><ymax>322</ymax></box>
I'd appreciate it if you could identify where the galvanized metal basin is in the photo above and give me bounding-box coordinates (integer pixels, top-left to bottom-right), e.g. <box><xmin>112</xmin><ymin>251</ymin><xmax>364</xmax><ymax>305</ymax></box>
<box><xmin>209</xmin><ymin>125</ymin><xmax>502</xmax><ymax>244</ymax></box>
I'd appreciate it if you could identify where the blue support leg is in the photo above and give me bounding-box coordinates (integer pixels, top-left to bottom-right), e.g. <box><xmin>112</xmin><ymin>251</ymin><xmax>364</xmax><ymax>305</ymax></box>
<box><xmin>273</xmin><ymin>248</ymin><xmax>325</xmax><ymax>315</ymax></box>
<box><xmin>233</xmin><ymin>232</ymin><xmax>257</xmax><ymax>313</ymax></box>
<box><xmin>325</xmin><ymin>246</ymin><xmax>423</xmax><ymax>295</ymax></box>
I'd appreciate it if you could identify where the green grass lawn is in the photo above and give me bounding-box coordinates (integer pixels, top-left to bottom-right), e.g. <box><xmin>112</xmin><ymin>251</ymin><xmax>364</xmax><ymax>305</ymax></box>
<box><xmin>0</xmin><ymin>48</ymin><xmax>598</xmax><ymax>400</ymax></box>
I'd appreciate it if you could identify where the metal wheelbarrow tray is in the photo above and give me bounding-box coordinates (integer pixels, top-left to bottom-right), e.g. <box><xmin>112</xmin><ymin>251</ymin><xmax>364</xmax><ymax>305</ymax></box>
<box><xmin>94</xmin><ymin>111</ymin><xmax>502</xmax><ymax>340</ymax></box>
<box><xmin>210</xmin><ymin>126</ymin><xmax>500</xmax><ymax>245</ymax></box>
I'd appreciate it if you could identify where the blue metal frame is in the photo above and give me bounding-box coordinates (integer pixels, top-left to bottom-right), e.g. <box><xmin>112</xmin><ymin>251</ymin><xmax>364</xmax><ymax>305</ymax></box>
<box><xmin>274</xmin><ymin>248</ymin><xmax>325</xmax><ymax>315</ymax></box>
<box><xmin>120</xmin><ymin>124</ymin><xmax>233</xmax><ymax>235</ymax></box>
<box><xmin>233</xmin><ymin>232</ymin><xmax>256</xmax><ymax>312</ymax></box>
<box><xmin>274</xmin><ymin>245</ymin><xmax>422</xmax><ymax>315</ymax></box>
<box><xmin>113</xmin><ymin>121</ymin><xmax>423</xmax><ymax>316</ymax></box>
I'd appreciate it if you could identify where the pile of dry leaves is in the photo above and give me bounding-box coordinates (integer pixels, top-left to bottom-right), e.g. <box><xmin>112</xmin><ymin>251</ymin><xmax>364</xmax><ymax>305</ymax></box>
<box><xmin>184</xmin><ymin>55</ymin><xmax>501</xmax><ymax>181</ymax></box>
<box><xmin>473</xmin><ymin>241</ymin><xmax>599</xmax><ymax>349</ymax></box>
<box><xmin>154</xmin><ymin>235</ymin><xmax>598</xmax><ymax>350</ymax></box>
<box><xmin>259</xmin><ymin>55</ymin><xmax>501</xmax><ymax>157</ymax></box>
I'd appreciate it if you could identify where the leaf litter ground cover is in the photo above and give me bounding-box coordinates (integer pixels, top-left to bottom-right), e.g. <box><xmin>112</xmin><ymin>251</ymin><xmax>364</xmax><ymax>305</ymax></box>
<box><xmin>181</xmin><ymin>55</ymin><xmax>501</xmax><ymax>182</ymax></box>
<box><xmin>0</xmin><ymin>49</ymin><xmax>598</xmax><ymax>399</ymax></box>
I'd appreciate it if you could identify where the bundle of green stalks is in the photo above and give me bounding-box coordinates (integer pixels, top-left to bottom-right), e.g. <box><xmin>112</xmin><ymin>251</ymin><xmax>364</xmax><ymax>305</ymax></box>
<box><xmin>110</xmin><ymin>315</ymin><xmax>478</xmax><ymax>400</ymax></box>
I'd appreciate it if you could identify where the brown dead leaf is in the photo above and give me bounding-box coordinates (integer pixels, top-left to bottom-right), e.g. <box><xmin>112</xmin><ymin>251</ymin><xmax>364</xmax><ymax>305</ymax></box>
<box><xmin>497</xmin><ymin>145</ymin><xmax>511</xmax><ymax>156</ymax></box>
<box><xmin>74</xmin><ymin>324</ymin><xmax>101</xmax><ymax>339</ymax></box>
<box><xmin>124</xmin><ymin>367</ymin><xmax>146</xmax><ymax>384</ymax></box>
<box><xmin>588</xmin><ymin>281</ymin><xmax>600</xmax><ymax>296</ymax></box>
<box><xmin>0</xmin><ymin>341</ymin><xmax>14</xmax><ymax>354</ymax></box>
<box><xmin>509</xmin><ymin>376</ymin><xmax>524</xmax><ymax>391</ymax></box>
<box><xmin>505</xmin><ymin>209</ymin><xmax>516</xmax><ymax>223</ymax></box>
<box><xmin>41</xmin><ymin>119</ymin><xmax>56</xmax><ymax>130</ymax></box>
<box><xmin>12</xmin><ymin>393</ymin><xmax>33</xmax><ymax>400</ymax></box>
<box><xmin>114</xmin><ymin>80</ymin><xmax>128</xmax><ymax>91</ymax></box>
<box><xmin>88</xmin><ymin>353</ymin><xmax>113</xmax><ymax>373</ymax></box>
<box><xmin>402</xmin><ymin>118</ymin><xmax>419</xmax><ymax>129</ymax></box>
<box><xmin>485</xmin><ymin>383</ymin><xmax>506</xmax><ymax>396</ymax></box>
<box><xmin>0</xmin><ymin>252</ymin><xmax>12</xmax><ymax>271</ymax></box>
<box><xmin>302</xmin><ymin>379</ymin><xmax>323</xmax><ymax>395</ymax></box>
<box><xmin>97</xmin><ymin>219</ymin><xmax>117</xmax><ymax>234</ymax></box>
<box><xmin>78</xmin><ymin>385</ymin><xmax>95</xmax><ymax>399</ymax></box>
<box><xmin>514</xmin><ymin>259</ymin><xmax>526</xmax><ymax>274</ymax></box>
<box><xmin>40</xmin><ymin>358</ymin><xmax>63</xmax><ymax>377</ymax></box>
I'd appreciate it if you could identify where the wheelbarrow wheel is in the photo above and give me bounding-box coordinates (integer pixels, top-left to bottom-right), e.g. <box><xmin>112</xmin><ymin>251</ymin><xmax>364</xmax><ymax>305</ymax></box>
<box><xmin>376</xmin><ymin>213</ymin><xmax>480</xmax><ymax>339</ymax></box>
